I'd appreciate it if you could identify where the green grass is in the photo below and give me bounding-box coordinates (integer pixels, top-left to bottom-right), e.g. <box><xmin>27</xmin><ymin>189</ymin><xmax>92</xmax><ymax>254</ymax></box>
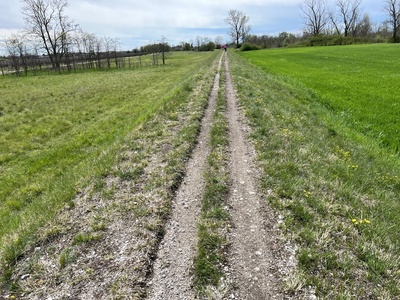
<box><xmin>229</xmin><ymin>47</ymin><xmax>400</xmax><ymax>299</ymax></box>
<box><xmin>0</xmin><ymin>51</ymin><xmax>217</xmax><ymax>280</ymax></box>
<box><xmin>239</xmin><ymin>44</ymin><xmax>400</xmax><ymax>152</ymax></box>
<box><xmin>194</xmin><ymin>58</ymin><xmax>230</xmax><ymax>296</ymax></box>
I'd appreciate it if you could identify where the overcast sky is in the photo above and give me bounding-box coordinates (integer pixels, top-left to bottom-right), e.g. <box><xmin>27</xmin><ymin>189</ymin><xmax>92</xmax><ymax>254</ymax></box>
<box><xmin>0</xmin><ymin>0</ymin><xmax>388</xmax><ymax>51</ymax></box>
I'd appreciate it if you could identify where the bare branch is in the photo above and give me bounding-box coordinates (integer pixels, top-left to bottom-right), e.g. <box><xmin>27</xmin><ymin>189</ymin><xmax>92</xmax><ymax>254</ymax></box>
<box><xmin>225</xmin><ymin>10</ymin><xmax>251</xmax><ymax>48</ymax></box>
<box><xmin>301</xmin><ymin>0</ymin><xmax>329</xmax><ymax>35</ymax></box>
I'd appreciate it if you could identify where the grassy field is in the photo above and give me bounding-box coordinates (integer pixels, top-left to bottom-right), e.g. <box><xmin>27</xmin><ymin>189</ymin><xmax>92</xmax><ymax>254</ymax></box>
<box><xmin>240</xmin><ymin>44</ymin><xmax>400</xmax><ymax>152</ymax></box>
<box><xmin>0</xmin><ymin>51</ymin><xmax>217</xmax><ymax>279</ymax></box>
<box><xmin>230</xmin><ymin>46</ymin><xmax>400</xmax><ymax>299</ymax></box>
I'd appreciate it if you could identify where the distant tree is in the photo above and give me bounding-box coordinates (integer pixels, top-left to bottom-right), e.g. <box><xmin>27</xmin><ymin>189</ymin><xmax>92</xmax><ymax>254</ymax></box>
<box><xmin>159</xmin><ymin>36</ymin><xmax>168</xmax><ymax>65</ymax></box>
<box><xmin>300</xmin><ymin>0</ymin><xmax>329</xmax><ymax>35</ymax></box>
<box><xmin>214</xmin><ymin>36</ymin><xmax>224</xmax><ymax>48</ymax></box>
<box><xmin>354</xmin><ymin>13</ymin><xmax>374</xmax><ymax>37</ymax></box>
<box><xmin>5</xmin><ymin>34</ymin><xmax>29</xmax><ymax>76</ymax></box>
<box><xmin>194</xmin><ymin>36</ymin><xmax>215</xmax><ymax>51</ymax></box>
<box><xmin>21</xmin><ymin>0</ymin><xmax>77</xmax><ymax>71</ymax></box>
<box><xmin>181</xmin><ymin>42</ymin><xmax>192</xmax><ymax>51</ymax></box>
<box><xmin>385</xmin><ymin>0</ymin><xmax>400</xmax><ymax>41</ymax></box>
<box><xmin>75</xmin><ymin>29</ymin><xmax>97</xmax><ymax>69</ymax></box>
<box><xmin>330</xmin><ymin>0</ymin><xmax>363</xmax><ymax>36</ymax></box>
<box><xmin>225</xmin><ymin>9</ymin><xmax>251</xmax><ymax>48</ymax></box>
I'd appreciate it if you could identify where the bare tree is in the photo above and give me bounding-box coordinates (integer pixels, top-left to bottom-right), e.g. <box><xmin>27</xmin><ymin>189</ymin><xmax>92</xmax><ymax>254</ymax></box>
<box><xmin>214</xmin><ymin>36</ymin><xmax>224</xmax><ymax>48</ymax></box>
<box><xmin>159</xmin><ymin>36</ymin><xmax>168</xmax><ymax>65</ymax></box>
<box><xmin>5</xmin><ymin>34</ymin><xmax>29</xmax><ymax>76</ymax></box>
<box><xmin>330</xmin><ymin>0</ymin><xmax>363</xmax><ymax>36</ymax></box>
<box><xmin>301</xmin><ymin>0</ymin><xmax>329</xmax><ymax>35</ymax></box>
<box><xmin>385</xmin><ymin>0</ymin><xmax>400</xmax><ymax>41</ymax></box>
<box><xmin>225</xmin><ymin>9</ymin><xmax>251</xmax><ymax>48</ymax></box>
<box><xmin>354</xmin><ymin>13</ymin><xmax>374</xmax><ymax>37</ymax></box>
<box><xmin>21</xmin><ymin>0</ymin><xmax>77</xmax><ymax>71</ymax></box>
<box><xmin>103</xmin><ymin>36</ymin><xmax>114</xmax><ymax>68</ymax></box>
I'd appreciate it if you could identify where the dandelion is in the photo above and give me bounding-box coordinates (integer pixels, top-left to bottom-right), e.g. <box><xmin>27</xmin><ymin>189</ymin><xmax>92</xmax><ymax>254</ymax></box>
<box><xmin>351</xmin><ymin>218</ymin><xmax>371</xmax><ymax>226</ymax></box>
<box><xmin>303</xmin><ymin>190</ymin><xmax>312</xmax><ymax>198</ymax></box>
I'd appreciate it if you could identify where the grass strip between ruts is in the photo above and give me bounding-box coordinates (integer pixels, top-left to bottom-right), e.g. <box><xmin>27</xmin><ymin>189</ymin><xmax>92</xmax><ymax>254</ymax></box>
<box><xmin>194</xmin><ymin>55</ymin><xmax>231</xmax><ymax>297</ymax></box>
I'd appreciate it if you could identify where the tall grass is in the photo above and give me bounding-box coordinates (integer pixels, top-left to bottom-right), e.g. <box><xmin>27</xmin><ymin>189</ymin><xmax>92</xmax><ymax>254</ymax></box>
<box><xmin>229</xmin><ymin>48</ymin><xmax>400</xmax><ymax>299</ymax></box>
<box><xmin>0</xmin><ymin>52</ymin><xmax>217</xmax><ymax>280</ymax></box>
<box><xmin>240</xmin><ymin>44</ymin><xmax>400</xmax><ymax>152</ymax></box>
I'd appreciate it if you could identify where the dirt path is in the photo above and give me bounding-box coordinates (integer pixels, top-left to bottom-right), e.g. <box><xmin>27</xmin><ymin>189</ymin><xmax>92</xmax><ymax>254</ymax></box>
<box><xmin>146</xmin><ymin>54</ymin><xmax>224</xmax><ymax>300</ymax></box>
<box><xmin>224</xmin><ymin>56</ymin><xmax>289</xmax><ymax>299</ymax></box>
<box><xmin>147</xmin><ymin>53</ymin><xmax>296</xmax><ymax>299</ymax></box>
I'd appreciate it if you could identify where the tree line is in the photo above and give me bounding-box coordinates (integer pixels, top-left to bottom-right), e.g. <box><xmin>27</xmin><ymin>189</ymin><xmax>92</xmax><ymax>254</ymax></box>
<box><xmin>226</xmin><ymin>1</ymin><xmax>400</xmax><ymax>49</ymax></box>
<box><xmin>300</xmin><ymin>0</ymin><xmax>400</xmax><ymax>42</ymax></box>
<box><xmin>3</xmin><ymin>0</ymin><xmax>399</xmax><ymax>75</ymax></box>
<box><xmin>0</xmin><ymin>0</ymin><xmax>175</xmax><ymax>76</ymax></box>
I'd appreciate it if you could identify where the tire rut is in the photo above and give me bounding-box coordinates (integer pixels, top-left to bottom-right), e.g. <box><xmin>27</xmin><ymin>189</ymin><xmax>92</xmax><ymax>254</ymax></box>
<box><xmin>146</xmin><ymin>54</ymin><xmax>224</xmax><ymax>300</ymax></box>
<box><xmin>224</xmin><ymin>56</ymin><xmax>287</xmax><ymax>300</ymax></box>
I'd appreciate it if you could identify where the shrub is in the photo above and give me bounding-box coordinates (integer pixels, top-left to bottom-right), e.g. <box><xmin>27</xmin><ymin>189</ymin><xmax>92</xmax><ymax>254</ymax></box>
<box><xmin>240</xmin><ymin>43</ymin><xmax>260</xmax><ymax>51</ymax></box>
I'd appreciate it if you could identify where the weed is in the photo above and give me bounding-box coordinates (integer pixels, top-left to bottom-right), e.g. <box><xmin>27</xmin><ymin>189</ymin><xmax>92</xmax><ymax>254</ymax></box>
<box><xmin>72</xmin><ymin>233</ymin><xmax>102</xmax><ymax>246</ymax></box>
<box><xmin>59</xmin><ymin>248</ymin><xmax>73</xmax><ymax>269</ymax></box>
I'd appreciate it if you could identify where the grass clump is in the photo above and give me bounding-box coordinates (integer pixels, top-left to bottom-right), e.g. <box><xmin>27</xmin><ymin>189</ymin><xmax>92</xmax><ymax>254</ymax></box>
<box><xmin>228</xmin><ymin>49</ymin><xmax>400</xmax><ymax>299</ymax></box>
<box><xmin>194</xmin><ymin>59</ymin><xmax>230</xmax><ymax>296</ymax></box>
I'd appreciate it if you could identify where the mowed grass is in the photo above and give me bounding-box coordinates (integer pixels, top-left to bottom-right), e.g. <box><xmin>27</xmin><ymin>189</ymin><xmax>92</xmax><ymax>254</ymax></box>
<box><xmin>240</xmin><ymin>44</ymin><xmax>400</xmax><ymax>152</ymax></box>
<box><xmin>229</xmin><ymin>47</ymin><xmax>400</xmax><ymax>299</ymax></box>
<box><xmin>0</xmin><ymin>51</ymin><xmax>216</xmax><ymax>277</ymax></box>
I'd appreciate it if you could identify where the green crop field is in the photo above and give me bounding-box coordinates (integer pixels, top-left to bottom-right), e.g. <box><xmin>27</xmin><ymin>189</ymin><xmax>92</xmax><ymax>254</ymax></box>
<box><xmin>0</xmin><ymin>51</ymin><xmax>218</xmax><ymax>279</ymax></box>
<box><xmin>239</xmin><ymin>44</ymin><xmax>400</xmax><ymax>152</ymax></box>
<box><xmin>229</xmin><ymin>46</ymin><xmax>400</xmax><ymax>298</ymax></box>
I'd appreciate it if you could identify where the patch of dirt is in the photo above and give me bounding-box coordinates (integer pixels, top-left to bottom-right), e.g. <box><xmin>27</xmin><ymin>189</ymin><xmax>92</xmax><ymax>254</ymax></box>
<box><xmin>146</xmin><ymin>54</ymin><xmax>224</xmax><ymax>300</ymax></box>
<box><xmin>223</xmin><ymin>56</ymin><xmax>300</xmax><ymax>299</ymax></box>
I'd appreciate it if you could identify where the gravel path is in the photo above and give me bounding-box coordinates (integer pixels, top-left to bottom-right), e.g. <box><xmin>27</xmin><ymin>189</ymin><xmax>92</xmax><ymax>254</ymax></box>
<box><xmin>146</xmin><ymin>54</ymin><xmax>224</xmax><ymax>300</ymax></box>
